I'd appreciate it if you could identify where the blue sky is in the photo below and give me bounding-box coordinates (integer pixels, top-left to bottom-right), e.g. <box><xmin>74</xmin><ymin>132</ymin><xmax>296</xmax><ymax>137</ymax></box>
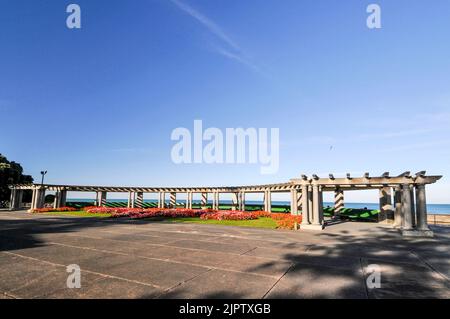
<box><xmin>1</xmin><ymin>0</ymin><xmax>450</xmax><ymax>203</ymax></box>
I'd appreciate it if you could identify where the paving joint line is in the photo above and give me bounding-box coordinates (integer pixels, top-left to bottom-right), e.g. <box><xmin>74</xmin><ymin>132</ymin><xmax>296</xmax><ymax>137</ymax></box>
<box><xmin>359</xmin><ymin>258</ymin><xmax>371</xmax><ymax>299</ymax></box>
<box><xmin>409</xmin><ymin>250</ymin><xmax>449</xmax><ymax>283</ymax></box>
<box><xmin>156</xmin><ymin>268</ymin><xmax>215</xmax><ymax>299</ymax></box>
<box><xmin>261</xmin><ymin>263</ymin><xmax>295</xmax><ymax>299</ymax></box>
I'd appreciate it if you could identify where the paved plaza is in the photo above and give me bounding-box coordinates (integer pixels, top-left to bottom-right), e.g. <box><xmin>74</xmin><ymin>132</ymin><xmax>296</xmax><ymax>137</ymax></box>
<box><xmin>0</xmin><ymin>210</ymin><xmax>449</xmax><ymax>299</ymax></box>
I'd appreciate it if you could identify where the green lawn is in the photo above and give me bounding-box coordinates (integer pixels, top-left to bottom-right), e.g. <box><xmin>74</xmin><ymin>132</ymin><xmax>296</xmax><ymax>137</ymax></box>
<box><xmin>166</xmin><ymin>217</ymin><xmax>277</xmax><ymax>229</ymax></box>
<box><xmin>41</xmin><ymin>211</ymin><xmax>277</xmax><ymax>228</ymax></box>
<box><xmin>43</xmin><ymin>211</ymin><xmax>112</xmax><ymax>218</ymax></box>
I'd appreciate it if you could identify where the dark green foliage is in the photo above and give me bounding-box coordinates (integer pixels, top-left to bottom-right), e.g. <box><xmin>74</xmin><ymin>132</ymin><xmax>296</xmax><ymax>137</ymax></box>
<box><xmin>45</xmin><ymin>194</ymin><xmax>55</xmax><ymax>204</ymax></box>
<box><xmin>0</xmin><ymin>153</ymin><xmax>34</xmax><ymax>205</ymax></box>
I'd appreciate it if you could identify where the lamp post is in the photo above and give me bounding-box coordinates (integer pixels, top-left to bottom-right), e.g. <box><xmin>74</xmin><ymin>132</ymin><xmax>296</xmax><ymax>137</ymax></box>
<box><xmin>40</xmin><ymin>171</ymin><xmax>47</xmax><ymax>186</ymax></box>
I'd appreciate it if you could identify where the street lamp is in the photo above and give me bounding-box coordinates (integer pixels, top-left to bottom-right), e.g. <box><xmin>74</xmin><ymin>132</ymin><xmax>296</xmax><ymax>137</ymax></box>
<box><xmin>40</xmin><ymin>171</ymin><xmax>47</xmax><ymax>186</ymax></box>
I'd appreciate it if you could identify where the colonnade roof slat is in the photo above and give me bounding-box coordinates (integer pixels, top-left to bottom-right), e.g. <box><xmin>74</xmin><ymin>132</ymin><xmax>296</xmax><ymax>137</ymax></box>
<box><xmin>8</xmin><ymin>172</ymin><xmax>442</xmax><ymax>193</ymax></box>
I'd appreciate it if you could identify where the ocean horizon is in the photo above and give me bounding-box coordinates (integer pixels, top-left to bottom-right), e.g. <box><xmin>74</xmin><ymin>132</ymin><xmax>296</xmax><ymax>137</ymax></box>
<box><xmin>67</xmin><ymin>198</ymin><xmax>450</xmax><ymax>215</ymax></box>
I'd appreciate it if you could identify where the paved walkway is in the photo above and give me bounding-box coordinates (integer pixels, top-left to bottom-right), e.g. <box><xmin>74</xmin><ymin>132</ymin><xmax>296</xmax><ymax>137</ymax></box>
<box><xmin>0</xmin><ymin>210</ymin><xmax>449</xmax><ymax>299</ymax></box>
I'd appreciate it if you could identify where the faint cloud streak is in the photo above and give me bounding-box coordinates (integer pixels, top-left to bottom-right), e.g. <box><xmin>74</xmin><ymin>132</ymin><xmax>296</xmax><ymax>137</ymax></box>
<box><xmin>170</xmin><ymin>0</ymin><xmax>265</xmax><ymax>75</ymax></box>
<box><xmin>170</xmin><ymin>0</ymin><xmax>240</xmax><ymax>51</ymax></box>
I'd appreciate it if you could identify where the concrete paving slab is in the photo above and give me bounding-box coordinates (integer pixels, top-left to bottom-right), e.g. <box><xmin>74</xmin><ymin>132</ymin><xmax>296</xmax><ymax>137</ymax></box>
<box><xmin>168</xmin><ymin>249</ymin><xmax>292</xmax><ymax>277</ymax></box>
<box><xmin>103</xmin><ymin>257</ymin><xmax>209</xmax><ymax>289</ymax></box>
<box><xmin>10</xmin><ymin>243</ymin><xmax>108</xmax><ymax>266</ymax></box>
<box><xmin>0</xmin><ymin>252</ymin><xmax>59</xmax><ymax>293</ymax></box>
<box><xmin>243</xmin><ymin>246</ymin><xmax>311</xmax><ymax>261</ymax></box>
<box><xmin>165</xmin><ymin>239</ymin><xmax>254</xmax><ymax>255</ymax></box>
<box><xmin>43</xmin><ymin>277</ymin><xmax>163</xmax><ymax>299</ymax></box>
<box><xmin>9</xmin><ymin>268</ymin><xmax>103</xmax><ymax>299</ymax></box>
<box><xmin>361</xmin><ymin>259</ymin><xmax>450</xmax><ymax>299</ymax></box>
<box><xmin>159</xmin><ymin>269</ymin><xmax>278</xmax><ymax>299</ymax></box>
<box><xmin>266</xmin><ymin>264</ymin><xmax>367</xmax><ymax>299</ymax></box>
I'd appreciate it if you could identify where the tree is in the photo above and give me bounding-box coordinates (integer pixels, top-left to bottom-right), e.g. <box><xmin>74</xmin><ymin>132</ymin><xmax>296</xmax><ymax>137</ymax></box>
<box><xmin>0</xmin><ymin>153</ymin><xmax>34</xmax><ymax>206</ymax></box>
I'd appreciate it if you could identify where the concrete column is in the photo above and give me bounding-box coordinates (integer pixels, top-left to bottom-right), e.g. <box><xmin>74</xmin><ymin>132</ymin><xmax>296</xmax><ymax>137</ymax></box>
<box><xmin>53</xmin><ymin>191</ymin><xmax>60</xmax><ymax>209</ymax></box>
<box><xmin>314</xmin><ymin>185</ymin><xmax>321</xmax><ymax>224</ymax></box>
<box><xmin>290</xmin><ymin>189</ymin><xmax>298</xmax><ymax>215</ymax></box>
<box><xmin>415</xmin><ymin>185</ymin><xmax>433</xmax><ymax>237</ymax></box>
<box><xmin>297</xmin><ymin>191</ymin><xmax>303</xmax><ymax>212</ymax></box>
<box><xmin>136</xmin><ymin>192</ymin><xmax>144</xmax><ymax>209</ymax></box>
<box><xmin>216</xmin><ymin>192</ymin><xmax>220</xmax><ymax>210</ymax></box>
<box><xmin>201</xmin><ymin>193</ymin><xmax>208</xmax><ymax>208</ymax></box>
<box><xmin>313</xmin><ymin>185</ymin><xmax>323</xmax><ymax>226</ymax></box>
<box><xmin>187</xmin><ymin>192</ymin><xmax>193</xmax><ymax>209</ymax></box>
<box><xmin>393</xmin><ymin>186</ymin><xmax>403</xmax><ymax>228</ymax></box>
<box><xmin>213</xmin><ymin>192</ymin><xmax>219</xmax><ymax>210</ymax></box>
<box><xmin>334</xmin><ymin>189</ymin><xmax>344</xmax><ymax>214</ymax></box>
<box><xmin>169</xmin><ymin>192</ymin><xmax>177</xmax><ymax>208</ymax></box>
<box><xmin>307</xmin><ymin>185</ymin><xmax>313</xmax><ymax>224</ymax></box>
<box><xmin>318</xmin><ymin>186</ymin><xmax>324</xmax><ymax>223</ymax></box>
<box><xmin>240</xmin><ymin>192</ymin><xmax>246</xmax><ymax>211</ymax></box>
<box><xmin>96</xmin><ymin>192</ymin><xmax>101</xmax><ymax>206</ymax></box>
<box><xmin>29</xmin><ymin>187</ymin><xmax>37</xmax><ymax>212</ymax></box>
<box><xmin>9</xmin><ymin>188</ymin><xmax>22</xmax><ymax>210</ymax></box>
<box><xmin>302</xmin><ymin>185</ymin><xmax>323</xmax><ymax>230</ymax></box>
<box><xmin>410</xmin><ymin>188</ymin><xmax>416</xmax><ymax>228</ymax></box>
<box><xmin>231</xmin><ymin>192</ymin><xmax>238</xmax><ymax>211</ymax></box>
<box><xmin>401</xmin><ymin>185</ymin><xmax>413</xmax><ymax>231</ymax></box>
<box><xmin>127</xmin><ymin>192</ymin><xmax>134</xmax><ymax>208</ymax></box>
<box><xmin>264</xmin><ymin>190</ymin><xmax>272</xmax><ymax>212</ymax></box>
<box><xmin>379</xmin><ymin>187</ymin><xmax>394</xmax><ymax>224</ymax></box>
<box><xmin>97</xmin><ymin>191</ymin><xmax>107</xmax><ymax>207</ymax></box>
<box><xmin>60</xmin><ymin>190</ymin><xmax>67</xmax><ymax>207</ymax></box>
<box><xmin>17</xmin><ymin>190</ymin><xmax>23</xmax><ymax>209</ymax></box>
<box><xmin>158</xmin><ymin>192</ymin><xmax>165</xmax><ymax>208</ymax></box>
<box><xmin>9</xmin><ymin>188</ymin><xmax>15</xmax><ymax>210</ymax></box>
<box><xmin>53</xmin><ymin>189</ymin><xmax>66</xmax><ymax>209</ymax></box>
<box><xmin>301</xmin><ymin>185</ymin><xmax>310</xmax><ymax>225</ymax></box>
<box><xmin>35</xmin><ymin>187</ymin><xmax>46</xmax><ymax>209</ymax></box>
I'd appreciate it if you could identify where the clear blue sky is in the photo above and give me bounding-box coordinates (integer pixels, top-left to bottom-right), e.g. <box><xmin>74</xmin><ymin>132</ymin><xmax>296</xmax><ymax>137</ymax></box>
<box><xmin>1</xmin><ymin>0</ymin><xmax>450</xmax><ymax>203</ymax></box>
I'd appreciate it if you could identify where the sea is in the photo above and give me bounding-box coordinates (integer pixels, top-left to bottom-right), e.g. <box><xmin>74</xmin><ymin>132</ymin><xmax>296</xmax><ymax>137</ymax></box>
<box><xmin>67</xmin><ymin>199</ymin><xmax>450</xmax><ymax>215</ymax></box>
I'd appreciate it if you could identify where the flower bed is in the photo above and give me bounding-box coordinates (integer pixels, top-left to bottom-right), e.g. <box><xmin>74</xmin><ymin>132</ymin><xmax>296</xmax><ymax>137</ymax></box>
<box><xmin>252</xmin><ymin>211</ymin><xmax>272</xmax><ymax>218</ymax></box>
<box><xmin>32</xmin><ymin>207</ymin><xmax>77</xmax><ymax>213</ymax></box>
<box><xmin>271</xmin><ymin>213</ymin><xmax>302</xmax><ymax>229</ymax></box>
<box><xmin>128</xmin><ymin>209</ymin><xmax>207</xmax><ymax>219</ymax></box>
<box><xmin>200</xmin><ymin>211</ymin><xmax>260</xmax><ymax>221</ymax></box>
<box><xmin>90</xmin><ymin>208</ymin><xmax>210</xmax><ymax>219</ymax></box>
<box><xmin>84</xmin><ymin>207</ymin><xmax>302</xmax><ymax>230</ymax></box>
<box><xmin>84</xmin><ymin>207</ymin><xmax>142</xmax><ymax>215</ymax></box>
